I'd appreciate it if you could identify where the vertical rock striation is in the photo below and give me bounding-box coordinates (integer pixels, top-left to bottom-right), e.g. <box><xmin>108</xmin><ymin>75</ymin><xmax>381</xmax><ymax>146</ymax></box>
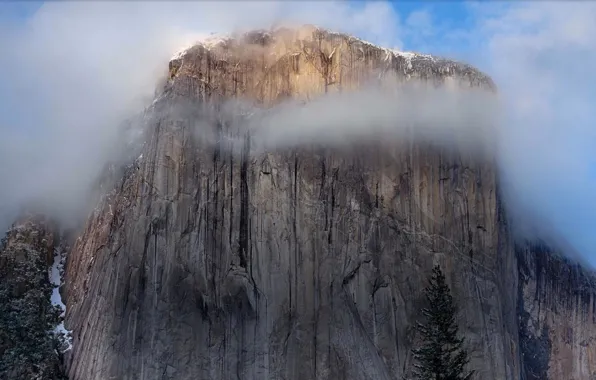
<box><xmin>56</xmin><ymin>26</ymin><xmax>596</xmax><ymax>380</ymax></box>
<box><xmin>517</xmin><ymin>243</ymin><xmax>596</xmax><ymax>380</ymax></box>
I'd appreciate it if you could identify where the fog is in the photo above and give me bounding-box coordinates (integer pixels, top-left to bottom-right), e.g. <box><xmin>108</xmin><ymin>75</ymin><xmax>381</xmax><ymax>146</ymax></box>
<box><xmin>0</xmin><ymin>2</ymin><xmax>595</xmax><ymax>266</ymax></box>
<box><xmin>0</xmin><ymin>1</ymin><xmax>404</xmax><ymax>230</ymax></box>
<box><xmin>471</xmin><ymin>2</ymin><xmax>596</xmax><ymax>262</ymax></box>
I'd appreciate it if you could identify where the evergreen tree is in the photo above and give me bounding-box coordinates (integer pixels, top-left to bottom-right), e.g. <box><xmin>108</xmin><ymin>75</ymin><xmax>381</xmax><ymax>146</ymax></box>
<box><xmin>412</xmin><ymin>265</ymin><xmax>474</xmax><ymax>380</ymax></box>
<box><xmin>0</xmin><ymin>226</ymin><xmax>67</xmax><ymax>380</ymax></box>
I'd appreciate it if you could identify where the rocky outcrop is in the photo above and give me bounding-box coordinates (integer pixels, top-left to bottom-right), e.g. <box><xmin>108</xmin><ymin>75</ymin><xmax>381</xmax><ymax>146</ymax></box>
<box><xmin>55</xmin><ymin>25</ymin><xmax>596</xmax><ymax>380</ymax></box>
<box><xmin>62</xmin><ymin>26</ymin><xmax>514</xmax><ymax>380</ymax></box>
<box><xmin>0</xmin><ymin>214</ymin><xmax>67</xmax><ymax>380</ymax></box>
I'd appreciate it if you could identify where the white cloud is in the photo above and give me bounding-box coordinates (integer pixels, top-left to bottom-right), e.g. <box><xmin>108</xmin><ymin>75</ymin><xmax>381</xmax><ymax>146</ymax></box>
<box><xmin>248</xmin><ymin>81</ymin><xmax>497</xmax><ymax>155</ymax></box>
<box><xmin>465</xmin><ymin>2</ymin><xmax>596</xmax><ymax>262</ymax></box>
<box><xmin>0</xmin><ymin>1</ymin><xmax>404</xmax><ymax>229</ymax></box>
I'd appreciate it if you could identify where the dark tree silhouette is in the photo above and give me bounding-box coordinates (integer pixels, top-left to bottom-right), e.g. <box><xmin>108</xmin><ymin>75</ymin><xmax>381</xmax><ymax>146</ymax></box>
<box><xmin>412</xmin><ymin>265</ymin><xmax>474</xmax><ymax>380</ymax></box>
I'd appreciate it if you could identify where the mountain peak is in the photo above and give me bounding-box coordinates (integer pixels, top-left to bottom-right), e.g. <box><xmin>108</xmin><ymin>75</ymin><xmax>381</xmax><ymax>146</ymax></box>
<box><xmin>167</xmin><ymin>25</ymin><xmax>495</xmax><ymax>97</ymax></box>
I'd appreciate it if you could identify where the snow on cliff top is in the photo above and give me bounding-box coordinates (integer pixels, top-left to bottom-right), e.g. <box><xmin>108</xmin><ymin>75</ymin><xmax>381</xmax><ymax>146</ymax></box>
<box><xmin>169</xmin><ymin>27</ymin><xmax>434</xmax><ymax>65</ymax></box>
<box><xmin>345</xmin><ymin>34</ymin><xmax>435</xmax><ymax>68</ymax></box>
<box><xmin>170</xmin><ymin>32</ymin><xmax>230</xmax><ymax>60</ymax></box>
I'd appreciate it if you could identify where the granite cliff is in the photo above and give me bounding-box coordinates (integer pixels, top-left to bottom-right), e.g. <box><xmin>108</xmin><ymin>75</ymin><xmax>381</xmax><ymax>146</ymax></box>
<box><xmin>517</xmin><ymin>243</ymin><xmax>596</xmax><ymax>379</ymax></box>
<box><xmin>1</xmin><ymin>26</ymin><xmax>595</xmax><ymax>380</ymax></box>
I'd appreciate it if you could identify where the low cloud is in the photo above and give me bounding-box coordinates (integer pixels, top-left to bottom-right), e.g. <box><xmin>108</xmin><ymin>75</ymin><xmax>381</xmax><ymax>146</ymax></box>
<box><xmin>0</xmin><ymin>1</ymin><xmax>403</xmax><ymax>229</ymax></box>
<box><xmin>467</xmin><ymin>2</ymin><xmax>596</xmax><ymax>262</ymax></box>
<box><xmin>247</xmin><ymin>81</ymin><xmax>497</xmax><ymax>156</ymax></box>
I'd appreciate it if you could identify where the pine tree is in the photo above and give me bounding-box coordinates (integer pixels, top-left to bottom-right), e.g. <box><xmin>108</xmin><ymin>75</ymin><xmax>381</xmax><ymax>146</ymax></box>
<box><xmin>412</xmin><ymin>265</ymin><xmax>474</xmax><ymax>380</ymax></box>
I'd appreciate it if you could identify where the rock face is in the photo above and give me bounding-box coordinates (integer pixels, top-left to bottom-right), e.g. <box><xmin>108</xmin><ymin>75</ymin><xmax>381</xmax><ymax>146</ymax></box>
<box><xmin>54</xmin><ymin>26</ymin><xmax>596</xmax><ymax>380</ymax></box>
<box><xmin>517</xmin><ymin>243</ymin><xmax>596</xmax><ymax>380</ymax></box>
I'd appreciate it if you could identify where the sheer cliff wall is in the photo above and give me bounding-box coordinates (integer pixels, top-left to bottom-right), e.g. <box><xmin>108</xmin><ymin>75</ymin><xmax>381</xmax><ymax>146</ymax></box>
<box><xmin>59</xmin><ymin>26</ymin><xmax>594</xmax><ymax>380</ymax></box>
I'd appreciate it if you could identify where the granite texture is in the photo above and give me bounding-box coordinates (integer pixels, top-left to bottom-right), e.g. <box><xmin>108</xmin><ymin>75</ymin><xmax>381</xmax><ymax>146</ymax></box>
<box><xmin>52</xmin><ymin>26</ymin><xmax>596</xmax><ymax>380</ymax></box>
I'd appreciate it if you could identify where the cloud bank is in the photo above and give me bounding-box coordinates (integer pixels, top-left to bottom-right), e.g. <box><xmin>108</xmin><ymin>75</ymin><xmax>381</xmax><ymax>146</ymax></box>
<box><xmin>246</xmin><ymin>82</ymin><xmax>497</xmax><ymax>156</ymax></box>
<box><xmin>1</xmin><ymin>2</ymin><xmax>596</xmax><ymax>265</ymax></box>
<box><xmin>0</xmin><ymin>1</ymin><xmax>402</xmax><ymax>228</ymax></box>
<box><xmin>468</xmin><ymin>3</ymin><xmax>596</xmax><ymax>262</ymax></box>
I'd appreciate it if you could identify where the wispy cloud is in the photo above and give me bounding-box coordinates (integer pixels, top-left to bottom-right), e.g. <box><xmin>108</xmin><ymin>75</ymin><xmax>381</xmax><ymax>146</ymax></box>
<box><xmin>0</xmin><ymin>1</ymin><xmax>403</xmax><ymax>229</ymax></box>
<box><xmin>463</xmin><ymin>3</ymin><xmax>596</xmax><ymax>262</ymax></box>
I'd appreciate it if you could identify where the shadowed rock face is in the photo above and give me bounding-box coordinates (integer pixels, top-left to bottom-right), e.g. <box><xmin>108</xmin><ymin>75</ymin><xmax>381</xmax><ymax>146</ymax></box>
<box><xmin>517</xmin><ymin>243</ymin><xmax>596</xmax><ymax>380</ymax></box>
<box><xmin>53</xmin><ymin>26</ymin><xmax>596</xmax><ymax>380</ymax></box>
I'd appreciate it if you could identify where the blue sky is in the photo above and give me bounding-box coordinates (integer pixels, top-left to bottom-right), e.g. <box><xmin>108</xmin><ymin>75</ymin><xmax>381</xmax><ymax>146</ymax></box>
<box><xmin>0</xmin><ymin>2</ymin><xmax>40</xmax><ymax>22</ymax></box>
<box><xmin>1</xmin><ymin>1</ymin><xmax>477</xmax><ymax>60</ymax></box>
<box><xmin>1</xmin><ymin>1</ymin><xmax>596</xmax><ymax>266</ymax></box>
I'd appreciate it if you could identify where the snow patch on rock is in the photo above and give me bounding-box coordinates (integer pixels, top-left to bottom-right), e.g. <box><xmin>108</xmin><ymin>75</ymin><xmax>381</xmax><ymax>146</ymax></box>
<box><xmin>170</xmin><ymin>32</ymin><xmax>230</xmax><ymax>61</ymax></box>
<box><xmin>344</xmin><ymin>33</ymin><xmax>435</xmax><ymax>68</ymax></box>
<box><xmin>49</xmin><ymin>246</ymin><xmax>72</xmax><ymax>352</ymax></box>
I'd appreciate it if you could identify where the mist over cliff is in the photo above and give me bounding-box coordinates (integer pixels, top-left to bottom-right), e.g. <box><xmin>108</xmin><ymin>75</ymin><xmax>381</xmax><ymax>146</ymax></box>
<box><xmin>1</xmin><ymin>1</ymin><xmax>596</xmax><ymax>266</ymax></box>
